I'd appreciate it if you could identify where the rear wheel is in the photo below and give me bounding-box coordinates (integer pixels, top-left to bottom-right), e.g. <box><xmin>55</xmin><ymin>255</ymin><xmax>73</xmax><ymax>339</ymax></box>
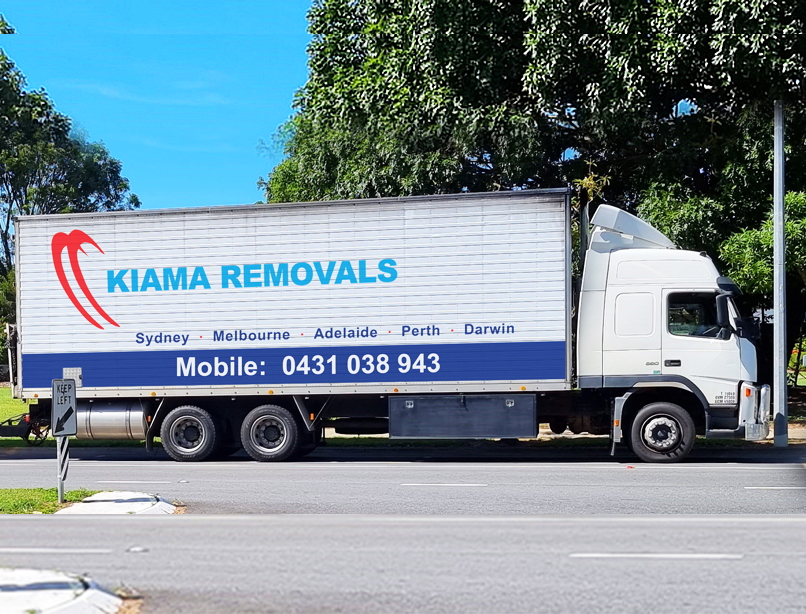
<box><xmin>548</xmin><ymin>420</ymin><xmax>566</xmax><ymax>435</ymax></box>
<box><xmin>629</xmin><ymin>402</ymin><xmax>695</xmax><ymax>463</ymax></box>
<box><xmin>241</xmin><ymin>405</ymin><xmax>299</xmax><ymax>462</ymax></box>
<box><xmin>160</xmin><ymin>406</ymin><xmax>219</xmax><ymax>462</ymax></box>
<box><xmin>25</xmin><ymin>423</ymin><xmax>50</xmax><ymax>446</ymax></box>
<box><xmin>291</xmin><ymin>427</ymin><xmax>321</xmax><ymax>459</ymax></box>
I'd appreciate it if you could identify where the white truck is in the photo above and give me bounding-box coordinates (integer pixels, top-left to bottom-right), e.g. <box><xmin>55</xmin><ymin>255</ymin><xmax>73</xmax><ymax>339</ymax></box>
<box><xmin>8</xmin><ymin>188</ymin><xmax>769</xmax><ymax>462</ymax></box>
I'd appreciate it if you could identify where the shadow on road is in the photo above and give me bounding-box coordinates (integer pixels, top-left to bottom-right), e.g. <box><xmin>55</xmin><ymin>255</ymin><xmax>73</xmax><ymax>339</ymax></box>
<box><xmin>2</xmin><ymin>438</ymin><xmax>805</xmax><ymax>464</ymax></box>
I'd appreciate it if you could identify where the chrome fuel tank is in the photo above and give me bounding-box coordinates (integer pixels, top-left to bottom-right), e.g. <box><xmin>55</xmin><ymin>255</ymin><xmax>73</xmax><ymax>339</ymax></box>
<box><xmin>76</xmin><ymin>400</ymin><xmax>148</xmax><ymax>440</ymax></box>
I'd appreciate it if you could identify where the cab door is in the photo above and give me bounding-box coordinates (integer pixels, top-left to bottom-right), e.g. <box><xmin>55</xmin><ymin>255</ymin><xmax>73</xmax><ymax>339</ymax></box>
<box><xmin>662</xmin><ymin>290</ymin><xmax>742</xmax><ymax>406</ymax></box>
<box><xmin>602</xmin><ymin>288</ymin><xmax>662</xmax><ymax>376</ymax></box>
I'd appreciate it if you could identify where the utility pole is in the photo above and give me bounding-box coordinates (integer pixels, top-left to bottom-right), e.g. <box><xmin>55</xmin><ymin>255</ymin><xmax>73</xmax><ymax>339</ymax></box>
<box><xmin>773</xmin><ymin>100</ymin><xmax>787</xmax><ymax>447</ymax></box>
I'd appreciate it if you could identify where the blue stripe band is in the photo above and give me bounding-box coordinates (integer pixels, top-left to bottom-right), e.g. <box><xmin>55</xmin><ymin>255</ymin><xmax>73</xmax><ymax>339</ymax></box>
<box><xmin>22</xmin><ymin>341</ymin><xmax>566</xmax><ymax>388</ymax></box>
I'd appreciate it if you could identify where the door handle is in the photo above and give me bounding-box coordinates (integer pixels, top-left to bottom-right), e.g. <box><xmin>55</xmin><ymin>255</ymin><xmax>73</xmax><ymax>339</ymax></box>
<box><xmin>664</xmin><ymin>359</ymin><xmax>681</xmax><ymax>367</ymax></box>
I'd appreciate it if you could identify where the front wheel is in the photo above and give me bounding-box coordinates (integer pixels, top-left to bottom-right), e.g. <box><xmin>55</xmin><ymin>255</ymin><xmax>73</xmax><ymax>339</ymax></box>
<box><xmin>241</xmin><ymin>405</ymin><xmax>299</xmax><ymax>462</ymax></box>
<box><xmin>160</xmin><ymin>406</ymin><xmax>219</xmax><ymax>462</ymax></box>
<box><xmin>629</xmin><ymin>402</ymin><xmax>695</xmax><ymax>463</ymax></box>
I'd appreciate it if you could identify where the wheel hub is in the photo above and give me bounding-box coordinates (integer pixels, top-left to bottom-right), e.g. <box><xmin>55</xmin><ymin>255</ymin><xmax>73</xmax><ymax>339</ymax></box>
<box><xmin>261</xmin><ymin>425</ymin><xmax>280</xmax><ymax>441</ymax></box>
<box><xmin>252</xmin><ymin>417</ymin><xmax>286</xmax><ymax>451</ymax></box>
<box><xmin>171</xmin><ymin>417</ymin><xmax>206</xmax><ymax>451</ymax></box>
<box><xmin>642</xmin><ymin>416</ymin><xmax>680</xmax><ymax>451</ymax></box>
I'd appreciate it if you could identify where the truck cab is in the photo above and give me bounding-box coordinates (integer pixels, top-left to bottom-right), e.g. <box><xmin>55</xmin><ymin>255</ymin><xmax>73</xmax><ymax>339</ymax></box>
<box><xmin>577</xmin><ymin>205</ymin><xmax>770</xmax><ymax>461</ymax></box>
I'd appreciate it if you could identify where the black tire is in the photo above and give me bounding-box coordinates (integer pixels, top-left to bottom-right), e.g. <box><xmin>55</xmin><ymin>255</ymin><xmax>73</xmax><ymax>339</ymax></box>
<box><xmin>291</xmin><ymin>427</ymin><xmax>321</xmax><ymax>459</ymax></box>
<box><xmin>629</xmin><ymin>402</ymin><xmax>695</xmax><ymax>463</ymax></box>
<box><xmin>292</xmin><ymin>443</ymin><xmax>318</xmax><ymax>459</ymax></box>
<box><xmin>25</xmin><ymin>424</ymin><xmax>50</xmax><ymax>446</ymax></box>
<box><xmin>160</xmin><ymin>406</ymin><xmax>219</xmax><ymax>462</ymax></box>
<box><xmin>240</xmin><ymin>405</ymin><xmax>299</xmax><ymax>462</ymax></box>
<box><xmin>548</xmin><ymin>420</ymin><xmax>567</xmax><ymax>435</ymax></box>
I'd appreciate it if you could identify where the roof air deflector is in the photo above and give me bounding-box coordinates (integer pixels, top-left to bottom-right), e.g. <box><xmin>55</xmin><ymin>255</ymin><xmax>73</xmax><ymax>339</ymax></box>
<box><xmin>590</xmin><ymin>205</ymin><xmax>675</xmax><ymax>249</ymax></box>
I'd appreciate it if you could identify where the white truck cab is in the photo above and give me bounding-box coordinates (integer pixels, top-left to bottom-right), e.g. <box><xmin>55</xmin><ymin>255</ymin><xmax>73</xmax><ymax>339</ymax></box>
<box><xmin>577</xmin><ymin>205</ymin><xmax>770</xmax><ymax>460</ymax></box>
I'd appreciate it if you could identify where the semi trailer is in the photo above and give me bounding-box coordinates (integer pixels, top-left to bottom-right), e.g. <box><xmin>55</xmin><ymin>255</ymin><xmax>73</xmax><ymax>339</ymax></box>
<box><xmin>8</xmin><ymin>188</ymin><xmax>770</xmax><ymax>462</ymax></box>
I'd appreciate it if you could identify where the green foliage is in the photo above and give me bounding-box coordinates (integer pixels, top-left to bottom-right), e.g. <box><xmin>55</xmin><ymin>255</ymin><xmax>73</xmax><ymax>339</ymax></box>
<box><xmin>0</xmin><ymin>53</ymin><xmax>140</xmax><ymax>274</ymax></box>
<box><xmin>263</xmin><ymin>0</ymin><xmax>562</xmax><ymax>201</ymax></box>
<box><xmin>0</xmin><ymin>386</ymin><xmax>25</xmax><ymax>423</ymax></box>
<box><xmin>0</xmin><ymin>488</ymin><xmax>99</xmax><ymax>514</ymax></box>
<box><xmin>638</xmin><ymin>187</ymin><xmax>730</xmax><ymax>254</ymax></box>
<box><xmin>268</xmin><ymin>1</ymin><xmax>806</xmax><ymax>211</ymax></box>
<box><xmin>523</xmin><ymin>0</ymin><xmax>806</xmax><ymax>211</ymax></box>
<box><xmin>0</xmin><ymin>268</ymin><xmax>13</xmax><ymax>333</ymax></box>
<box><xmin>720</xmin><ymin>192</ymin><xmax>806</xmax><ymax>296</ymax></box>
<box><xmin>0</xmin><ymin>14</ymin><xmax>14</xmax><ymax>34</ymax></box>
<box><xmin>524</xmin><ymin>0</ymin><xmax>805</xmax><ymax>122</ymax></box>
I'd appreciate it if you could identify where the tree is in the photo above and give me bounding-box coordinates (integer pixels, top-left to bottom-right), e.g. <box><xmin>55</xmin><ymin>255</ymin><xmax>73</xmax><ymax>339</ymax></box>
<box><xmin>720</xmin><ymin>192</ymin><xmax>806</xmax><ymax>348</ymax></box>
<box><xmin>262</xmin><ymin>0</ymin><xmax>563</xmax><ymax>202</ymax></box>
<box><xmin>0</xmin><ymin>53</ymin><xmax>140</xmax><ymax>276</ymax></box>
<box><xmin>524</xmin><ymin>0</ymin><xmax>806</xmax><ymax>208</ymax></box>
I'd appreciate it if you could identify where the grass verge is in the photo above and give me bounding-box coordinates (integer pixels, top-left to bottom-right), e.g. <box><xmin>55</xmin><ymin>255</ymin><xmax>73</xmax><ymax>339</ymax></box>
<box><xmin>0</xmin><ymin>488</ymin><xmax>100</xmax><ymax>514</ymax></box>
<box><xmin>0</xmin><ymin>386</ymin><xmax>26</xmax><ymax>423</ymax></box>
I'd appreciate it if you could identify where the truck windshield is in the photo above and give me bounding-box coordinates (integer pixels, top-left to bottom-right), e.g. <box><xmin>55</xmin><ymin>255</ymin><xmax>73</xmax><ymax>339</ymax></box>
<box><xmin>668</xmin><ymin>292</ymin><xmax>720</xmax><ymax>338</ymax></box>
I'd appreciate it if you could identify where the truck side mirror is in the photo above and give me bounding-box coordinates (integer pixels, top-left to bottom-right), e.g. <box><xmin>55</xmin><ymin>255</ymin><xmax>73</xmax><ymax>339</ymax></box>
<box><xmin>716</xmin><ymin>294</ymin><xmax>732</xmax><ymax>339</ymax></box>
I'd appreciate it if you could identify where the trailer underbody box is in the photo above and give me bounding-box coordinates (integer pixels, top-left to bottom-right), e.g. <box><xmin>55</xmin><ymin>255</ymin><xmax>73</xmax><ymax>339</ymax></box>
<box><xmin>389</xmin><ymin>395</ymin><xmax>537</xmax><ymax>439</ymax></box>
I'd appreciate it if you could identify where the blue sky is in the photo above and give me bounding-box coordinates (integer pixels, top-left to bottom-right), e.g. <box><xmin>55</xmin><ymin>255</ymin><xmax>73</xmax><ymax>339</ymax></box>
<box><xmin>1</xmin><ymin>1</ymin><xmax>312</xmax><ymax>209</ymax></box>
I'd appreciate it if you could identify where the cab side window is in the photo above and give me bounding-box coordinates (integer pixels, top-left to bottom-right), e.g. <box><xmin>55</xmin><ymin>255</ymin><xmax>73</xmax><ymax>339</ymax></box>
<box><xmin>668</xmin><ymin>293</ymin><xmax>720</xmax><ymax>338</ymax></box>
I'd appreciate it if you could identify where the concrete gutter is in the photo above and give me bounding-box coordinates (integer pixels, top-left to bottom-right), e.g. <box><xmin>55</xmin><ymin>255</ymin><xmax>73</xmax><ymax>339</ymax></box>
<box><xmin>0</xmin><ymin>567</ymin><xmax>122</xmax><ymax>614</ymax></box>
<box><xmin>55</xmin><ymin>491</ymin><xmax>176</xmax><ymax>515</ymax></box>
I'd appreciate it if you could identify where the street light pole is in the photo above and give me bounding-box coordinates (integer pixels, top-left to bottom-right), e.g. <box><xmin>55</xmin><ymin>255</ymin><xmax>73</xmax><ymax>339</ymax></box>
<box><xmin>773</xmin><ymin>100</ymin><xmax>787</xmax><ymax>447</ymax></box>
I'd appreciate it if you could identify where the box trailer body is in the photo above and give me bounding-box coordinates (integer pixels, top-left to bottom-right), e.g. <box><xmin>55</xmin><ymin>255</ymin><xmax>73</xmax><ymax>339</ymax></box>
<box><xmin>9</xmin><ymin>189</ymin><xmax>770</xmax><ymax>462</ymax></box>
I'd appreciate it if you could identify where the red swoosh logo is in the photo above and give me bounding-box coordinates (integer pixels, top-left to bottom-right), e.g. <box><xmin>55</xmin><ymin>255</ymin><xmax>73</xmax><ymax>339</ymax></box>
<box><xmin>51</xmin><ymin>230</ymin><xmax>119</xmax><ymax>330</ymax></box>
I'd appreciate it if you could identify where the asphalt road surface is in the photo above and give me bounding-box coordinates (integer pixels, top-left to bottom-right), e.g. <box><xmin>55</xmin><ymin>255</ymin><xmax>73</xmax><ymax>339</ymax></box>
<box><xmin>2</xmin><ymin>441</ymin><xmax>805</xmax><ymax>612</ymax></box>
<box><xmin>0</xmin><ymin>514</ymin><xmax>805</xmax><ymax>613</ymax></box>
<box><xmin>1</xmin><ymin>441</ymin><xmax>805</xmax><ymax>514</ymax></box>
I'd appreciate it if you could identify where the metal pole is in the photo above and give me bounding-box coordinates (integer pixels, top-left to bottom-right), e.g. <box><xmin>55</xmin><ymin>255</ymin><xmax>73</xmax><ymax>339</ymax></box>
<box><xmin>580</xmin><ymin>201</ymin><xmax>590</xmax><ymax>269</ymax></box>
<box><xmin>57</xmin><ymin>435</ymin><xmax>69</xmax><ymax>503</ymax></box>
<box><xmin>773</xmin><ymin>100</ymin><xmax>788</xmax><ymax>446</ymax></box>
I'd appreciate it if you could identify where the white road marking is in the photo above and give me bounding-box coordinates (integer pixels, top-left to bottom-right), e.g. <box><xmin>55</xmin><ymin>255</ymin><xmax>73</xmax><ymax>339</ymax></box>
<box><xmin>96</xmin><ymin>480</ymin><xmax>171</xmax><ymax>484</ymax></box>
<box><xmin>333</xmin><ymin>462</ymin><xmax>413</xmax><ymax>465</ymax></box>
<box><xmin>400</xmin><ymin>483</ymin><xmax>488</xmax><ymax>487</ymax></box>
<box><xmin>0</xmin><ymin>547</ymin><xmax>112</xmax><ymax>554</ymax></box>
<box><xmin>570</xmin><ymin>553</ymin><xmax>743</xmax><ymax>560</ymax></box>
<box><xmin>744</xmin><ymin>486</ymin><xmax>806</xmax><ymax>490</ymax></box>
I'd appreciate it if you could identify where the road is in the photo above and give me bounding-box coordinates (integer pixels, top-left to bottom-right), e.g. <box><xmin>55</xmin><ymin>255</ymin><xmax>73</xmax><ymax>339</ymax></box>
<box><xmin>0</xmin><ymin>442</ymin><xmax>805</xmax><ymax>514</ymax></box>
<box><xmin>0</xmin><ymin>514</ymin><xmax>805</xmax><ymax>613</ymax></box>
<box><xmin>1</xmin><ymin>441</ymin><xmax>806</xmax><ymax>612</ymax></box>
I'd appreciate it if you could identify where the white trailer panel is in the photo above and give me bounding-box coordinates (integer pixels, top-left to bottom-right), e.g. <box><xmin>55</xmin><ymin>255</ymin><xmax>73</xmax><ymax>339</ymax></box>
<box><xmin>15</xmin><ymin>190</ymin><xmax>570</xmax><ymax>397</ymax></box>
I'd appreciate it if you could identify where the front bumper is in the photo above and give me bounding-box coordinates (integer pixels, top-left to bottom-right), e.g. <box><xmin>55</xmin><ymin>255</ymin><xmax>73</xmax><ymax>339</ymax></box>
<box><xmin>739</xmin><ymin>382</ymin><xmax>771</xmax><ymax>441</ymax></box>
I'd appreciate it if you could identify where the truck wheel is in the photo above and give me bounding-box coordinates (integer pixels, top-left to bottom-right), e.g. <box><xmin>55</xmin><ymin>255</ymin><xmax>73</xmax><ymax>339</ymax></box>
<box><xmin>161</xmin><ymin>406</ymin><xmax>219</xmax><ymax>462</ymax></box>
<box><xmin>291</xmin><ymin>428</ymin><xmax>321</xmax><ymax>459</ymax></box>
<box><xmin>549</xmin><ymin>420</ymin><xmax>567</xmax><ymax>435</ymax></box>
<box><xmin>630</xmin><ymin>402</ymin><xmax>695</xmax><ymax>463</ymax></box>
<box><xmin>241</xmin><ymin>405</ymin><xmax>299</xmax><ymax>462</ymax></box>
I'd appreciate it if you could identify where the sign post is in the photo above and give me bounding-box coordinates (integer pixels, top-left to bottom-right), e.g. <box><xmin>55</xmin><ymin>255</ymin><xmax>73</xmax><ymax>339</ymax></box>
<box><xmin>773</xmin><ymin>100</ymin><xmax>787</xmax><ymax>447</ymax></box>
<box><xmin>52</xmin><ymin>379</ymin><xmax>77</xmax><ymax>503</ymax></box>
